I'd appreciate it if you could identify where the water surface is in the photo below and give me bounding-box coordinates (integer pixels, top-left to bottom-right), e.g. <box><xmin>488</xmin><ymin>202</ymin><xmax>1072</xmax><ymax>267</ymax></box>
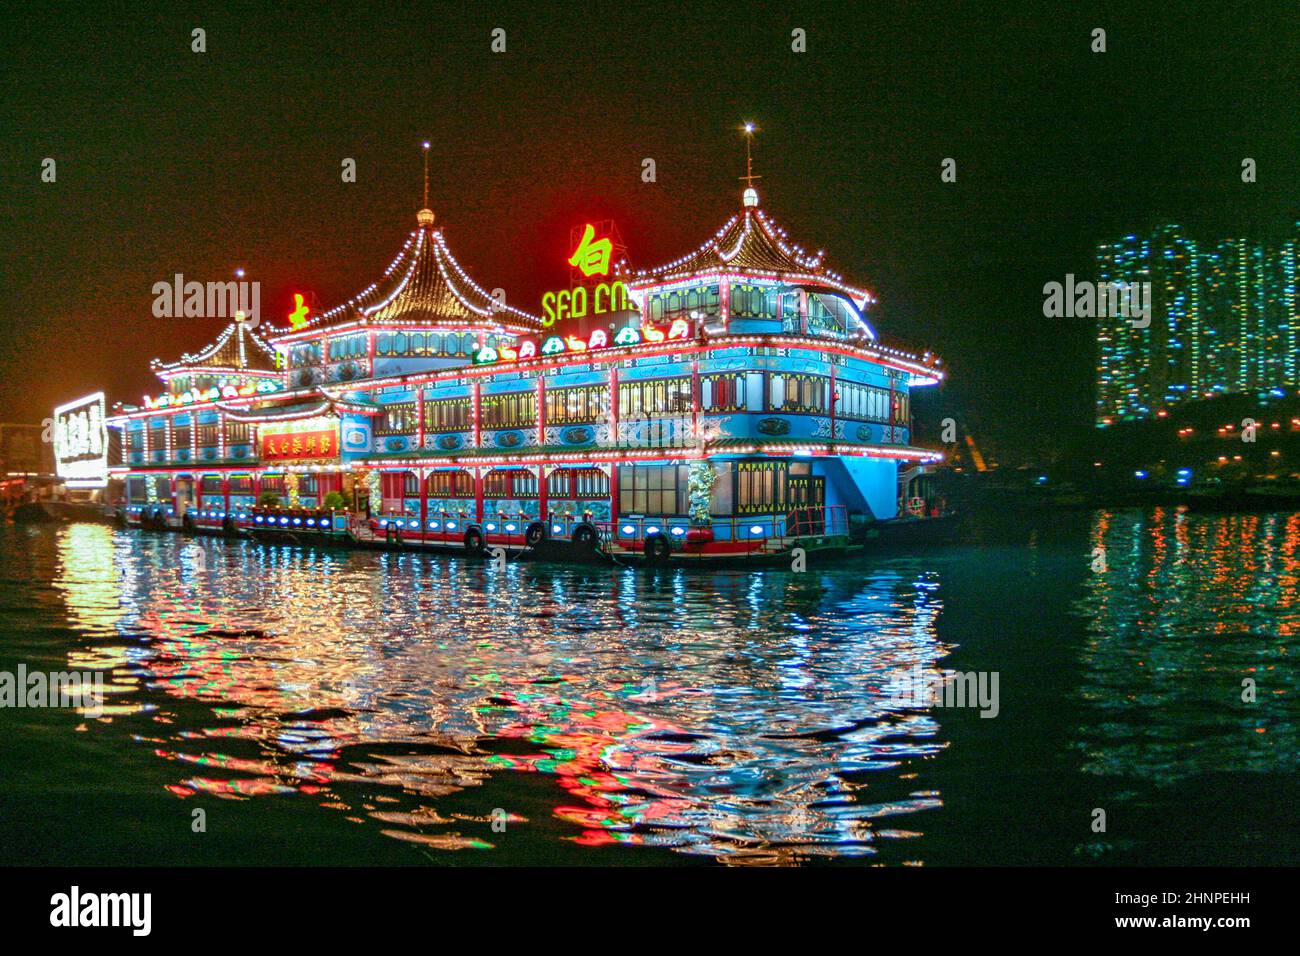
<box><xmin>0</xmin><ymin>510</ymin><xmax>1296</xmax><ymax>865</ymax></box>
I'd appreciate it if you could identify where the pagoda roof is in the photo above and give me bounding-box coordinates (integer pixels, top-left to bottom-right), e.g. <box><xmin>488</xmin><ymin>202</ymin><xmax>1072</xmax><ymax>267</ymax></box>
<box><xmin>152</xmin><ymin>317</ymin><xmax>279</xmax><ymax>378</ymax></box>
<box><xmin>624</xmin><ymin>199</ymin><xmax>874</xmax><ymax>309</ymax></box>
<box><xmin>275</xmin><ymin>212</ymin><xmax>543</xmax><ymax>339</ymax></box>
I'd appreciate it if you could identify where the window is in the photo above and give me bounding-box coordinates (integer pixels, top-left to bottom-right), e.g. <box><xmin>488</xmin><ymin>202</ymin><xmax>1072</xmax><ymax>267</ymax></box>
<box><xmin>173</xmin><ymin>423</ymin><xmax>191</xmax><ymax>449</ymax></box>
<box><xmin>701</xmin><ymin>374</ymin><xmax>745</xmax><ymax>412</ymax></box>
<box><xmin>618</xmin><ymin>465</ymin><xmax>683</xmax><ymax>515</ymax></box>
<box><xmin>376</xmin><ymin>403</ymin><xmax>417</xmax><ymax>436</ymax></box>
<box><xmin>649</xmin><ymin>285</ymin><xmax>718</xmax><ymax>323</ymax></box>
<box><xmin>513</xmin><ymin>471</ymin><xmax>538</xmax><ymax>498</ymax></box>
<box><xmin>427</xmin><ymin>471</ymin><xmax>472</xmax><ymax>498</ymax></box>
<box><xmin>836</xmin><ymin>381</ymin><xmax>892</xmax><ymax>423</ymax></box>
<box><xmin>299</xmin><ymin>475</ymin><xmax>318</xmax><ymax>496</ymax></box>
<box><xmin>328</xmin><ymin>335</ymin><xmax>365</xmax><ymax>360</ymax></box>
<box><xmin>484</xmin><ymin>470</ymin><xmax>511</xmax><ymax>498</ymax></box>
<box><xmin>424</xmin><ymin>399</ymin><xmax>471</xmax><ymax>432</ymax></box>
<box><xmin>260</xmin><ymin>475</ymin><xmax>284</xmax><ymax>495</ymax></box>
<box><xmin>228</xmin><ymin>475</ymin><xmax>253</xmax><ymax>493</ymax></box>
<box><xmin>735</xmin><ymin>461</ymin><xmax>790</xmax><ymax>515</ymax></box>
<box><xmin>549</xmin><ymin>467</ymin><xmax>610</xmax><ymax>499</ymax></box>
<box><xmin>546</xmin><ymin>385</ymin><xmax>609</xmax><ymax>425</ymax></box>
<box><xmin>225</xmin><ymin>420</ymin><xmax>252</xmax><ymax>443</ymax></box>
<box><xmin>129</xmin><ymin>430</ymin><xmax>144</xmax><ymax>452</ymax></box>
<box><xmin>619</xmin><ymin>378</ymin><xmax>693</xmax><ymax>418</ymax></box>
<box><xmin>197</xmin><ymin>423</ymin><xmax>219</xmax><ymax>446</ymax></box>
<box><xmin>200</xmin><ymin>475</ymin><xmax>222</xmax><ymax>494</ymax></box>
<box><xmin>479</xmin><ymin>469</ymin><xmax>538</xmax><ymax>499</ymax></box>
<box><xmin>769</xmin><ymin>373</ymin><xmax>828</xmax><ymax>414</ymax></box>
<box><xmin>480</xmin><ymin>390</ymin><xmax>536</xmax><ymax>430</ymax></box>
<box><xmin>730</xmin><ymin>283</ymin><xmax>777</xmax><ymax>318</ymax></box>
<box><xmin>892</xmin><ymin>390</ymin><xmax>909</xmax><ymax>426</ymax></box>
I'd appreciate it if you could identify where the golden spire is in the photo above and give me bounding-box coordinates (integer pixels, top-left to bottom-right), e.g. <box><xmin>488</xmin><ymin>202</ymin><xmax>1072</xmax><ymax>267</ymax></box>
<box><xmin>418</xmin><ymin>140</ymin><xmax>435</xmax><ymax>226</ymax></box>
<box><xmin>740</xmin><ymin>122</ymin><xmax>761</xmax><ymax>207</ymax></box>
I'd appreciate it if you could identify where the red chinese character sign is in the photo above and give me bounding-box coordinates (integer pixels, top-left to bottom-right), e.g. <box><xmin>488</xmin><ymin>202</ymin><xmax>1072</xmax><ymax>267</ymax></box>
<box><xmin>260</xmin><ymin>427</ymin><xmax>338</xmax><ymax>462</ymax></box>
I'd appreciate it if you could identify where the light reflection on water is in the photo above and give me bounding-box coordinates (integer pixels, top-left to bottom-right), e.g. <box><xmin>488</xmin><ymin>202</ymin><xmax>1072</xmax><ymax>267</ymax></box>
<box><xmin>12</xmin><ymin>507</ymin><xmax>1298</xmax><ymax>865</ymax></box>
<box><xmin>1076</xmin><ymin>509</ymin><xmax>1300</xmax><ymax>782</ymax></box>
<box><xmin>47</xmin><ymin>524</ymin><xmax>952</xmax><ymax>863</ymax></box>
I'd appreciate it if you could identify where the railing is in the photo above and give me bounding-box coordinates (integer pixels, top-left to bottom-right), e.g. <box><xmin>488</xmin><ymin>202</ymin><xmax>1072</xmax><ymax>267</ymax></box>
<box><xmin>784</xmin><ymin>505</ymin><xmax>848</xmax><ymax>538</ymax></box>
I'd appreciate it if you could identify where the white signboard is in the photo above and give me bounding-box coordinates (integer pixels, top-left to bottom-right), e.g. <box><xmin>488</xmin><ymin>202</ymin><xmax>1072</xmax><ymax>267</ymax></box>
<box><xmin>54</xmin><ymin>392</ymin><xmax>108</xmax><ymax>488</ymax></box>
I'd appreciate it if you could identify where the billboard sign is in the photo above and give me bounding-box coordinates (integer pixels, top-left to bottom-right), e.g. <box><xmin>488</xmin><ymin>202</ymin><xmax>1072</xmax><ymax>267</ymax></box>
<box><xmin>54</xmin><ymin>392</ymin><xmax>109</xmax><ymax>488</ymax></box>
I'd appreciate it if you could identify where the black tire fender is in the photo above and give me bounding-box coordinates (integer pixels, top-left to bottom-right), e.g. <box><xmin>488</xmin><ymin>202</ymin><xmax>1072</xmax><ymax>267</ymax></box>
<box><xmin>572</xmin><ymin>524</ymin><xmax>599</xmax><ymax>551</ymax></box>
<box><xmin>643</xmin><ymin>532</ymin><xmax>671</xmax><ymax>563</ymax></box>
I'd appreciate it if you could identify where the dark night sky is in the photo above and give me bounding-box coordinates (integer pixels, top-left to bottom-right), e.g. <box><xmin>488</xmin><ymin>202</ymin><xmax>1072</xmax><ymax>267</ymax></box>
<box><xmin>2</xmin><ymin>1</ymin><xmax>1295</xmax><ymax>461</ymax></box>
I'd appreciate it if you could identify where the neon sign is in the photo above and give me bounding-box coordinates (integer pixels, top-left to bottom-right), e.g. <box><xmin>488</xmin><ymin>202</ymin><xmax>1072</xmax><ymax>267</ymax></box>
<box><xmin>143</xmin><ymin>380</ymin><xmax>282</xmax><ymax>410</ymax></box>
<box><xmin>54</xmin><ymin>393</ymin><xmax>109</xmax><ymax>488</ymax></box>
<box><xmin>288</xmin><ymin>293</ymin><xmax>310</xmax><ymax>329</ymax></box>
<box><xmin>472</xmin><ymin>320</ymin><xmax>692</xmax><ymax>366</ymax></box>
<box><xmin>541</xmin><ymin>281</ymin><xmax>630</xmax><ymax>327</ymax></box>
<box><xmin>567</xmin><ymin>223</ymin><xmax>613</xmax><ymax>278</ymax></box>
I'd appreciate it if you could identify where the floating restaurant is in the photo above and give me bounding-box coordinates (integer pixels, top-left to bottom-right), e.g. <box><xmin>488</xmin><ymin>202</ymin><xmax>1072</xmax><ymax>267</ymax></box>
<box><xmin>98</xmin><ymin>146</ymin><xmax>945</xmax><ymax>563</ymax></box>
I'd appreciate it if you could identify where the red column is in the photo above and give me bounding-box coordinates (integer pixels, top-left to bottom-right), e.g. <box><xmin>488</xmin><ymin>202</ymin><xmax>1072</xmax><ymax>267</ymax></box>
<box><xmin>472</xmin><ymin>381</ymin><xmax>481</xmax><ymax>449</ymax></box>
<box><xmin>609</xmin><ymin>465</ymin><xmax>619</xmax><ymax>529</ymax></box>
<box><xmin>537</xmin><ymin>376</ymin><xmax>547</xmax><ymax>520</ymax></box>
<box><xmin>609</xmin><ymin>367</ymin><xmax>620</xmax><ymax>527</ymax></box>
<box><xmin>419</xmin><ymin>469</ymin><xmax>427</xmax><ymax>531</ymax></box>
<box><xmin>691</xmin><ymin>355</ymin><xmax>700</xmax><ymax>446</ymax></box>
<box><xmin>473</xmin><ymin>467</ymin><xmax>484</xmax><ymax>523</ymax></box>
<box><xmin>221</xmin><ymin>476</ymin><xmax>230</xmax><ymax>514</ymax></box>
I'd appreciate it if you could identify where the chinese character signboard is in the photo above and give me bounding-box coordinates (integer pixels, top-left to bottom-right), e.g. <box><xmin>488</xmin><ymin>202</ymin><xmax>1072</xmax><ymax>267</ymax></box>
<box><xmin>53</xmin><ymin>392</ymin><xmax>109</xmax><ymax>488</ymax></box>
<box><xmin>260</xmin><ymin>426</ymin><xmax>338</xmax><ymax>462</ymax></box>
<box><xmin>568</xmin><ymin>223</ymin><xmax>614</xmax><ymax>279</ymax></box>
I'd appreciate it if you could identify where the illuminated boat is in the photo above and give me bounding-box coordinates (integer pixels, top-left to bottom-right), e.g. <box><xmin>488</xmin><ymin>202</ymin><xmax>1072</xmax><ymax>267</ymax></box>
<box><xmin>100</xmin><ymin>164</ymin><xmax>945</xmax><ymax>564</ymax></box>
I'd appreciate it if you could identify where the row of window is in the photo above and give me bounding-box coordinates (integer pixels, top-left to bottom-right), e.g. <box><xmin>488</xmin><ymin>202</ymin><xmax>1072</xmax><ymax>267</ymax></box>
<box><xmin>298</xmin><ymin>332</ymin><xmax>499</xmax><ymax>368</ymax></box>
<box><xmin>128</xmin><ymin>473</ymin><xmax>266</xmax><ymax>501</ymax></box>
<box><xmin>375</xmin><ymin>331</ymin><xmax>483</xmax><ymax>357</ymax></box>
<box><xmin>641</xmin><ymin>284</ymin><xmax>858</xmax><ymax>331</ymax></box>
<box><xmin>619</xmin><ymin>464</ymin><xmax>684</xmax><ymax>515</ymax></box>
<box><xmin>372</xmin><ymin>374</ymin><xmax>907</xmax><ymax>436</ymax></box>
<box><xmin>646</xmin><ymin>286</ymin><xmax>722</xmax><ymax>323</ymax></box>
<box><xmin>130</xmin><ymin>421</ymin><xmax>253</xmax><ymax>452</ymax></box>
<box><xmin>735</xmin><ymin>460</ymin><xmax>818</xmax><ymax>515</ymax></box>
<box><xmin>408</xmin><ymin>468</ymin><xmax>611</xmax><ymax>500</ymax></box>
<box><xmin>546</xmin><ymin>385</ymin><xmax>609</xmax><ymax>425</ymax></box>
<box><xmin>131</xmin><ymin>462</ymin><xmax>816</xmax><ymax>517</ymax></box>
<box><xmin>328</xmin><ymin>335</ymin><xmax>367</xmax><ymax>361</ymax></box>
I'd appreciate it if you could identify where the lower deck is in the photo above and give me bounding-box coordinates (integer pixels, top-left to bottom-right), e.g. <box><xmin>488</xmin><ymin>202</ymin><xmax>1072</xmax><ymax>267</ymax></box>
<box><xmin>119</xmin><ymin>503</ymin><xmax>856</xmax><ymax>566</ymax></box>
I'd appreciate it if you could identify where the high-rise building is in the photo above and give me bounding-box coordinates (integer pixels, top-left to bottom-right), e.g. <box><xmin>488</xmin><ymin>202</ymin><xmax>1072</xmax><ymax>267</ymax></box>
<box><xmin>1095</xmin><ymin>235</ymin><xmax>1151</xmax><ymax>425</ymax></box>
<box><xmin>1096</xmin><ymin>224</ymin><xmax>1298</xmax><ymax>426</ymax></box>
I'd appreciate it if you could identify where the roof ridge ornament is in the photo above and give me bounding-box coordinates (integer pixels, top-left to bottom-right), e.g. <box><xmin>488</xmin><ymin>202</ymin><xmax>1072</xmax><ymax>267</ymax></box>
<box><xmin>740</xmin><ymin>122</ymin><xmax>761</xmax><ymax>208</ymax></box>
<box><xmin>417</xmin><ymin>140</ymin><xmax>436</xmax><ymax>226</ymax></box>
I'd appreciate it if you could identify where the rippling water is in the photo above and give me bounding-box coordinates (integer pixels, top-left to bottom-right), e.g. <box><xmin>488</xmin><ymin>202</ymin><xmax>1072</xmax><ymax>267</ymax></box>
<box><xmin>1</xmin><ymin>510</ymin><xmax>1297</xmax><ymax>865</ymax></box>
